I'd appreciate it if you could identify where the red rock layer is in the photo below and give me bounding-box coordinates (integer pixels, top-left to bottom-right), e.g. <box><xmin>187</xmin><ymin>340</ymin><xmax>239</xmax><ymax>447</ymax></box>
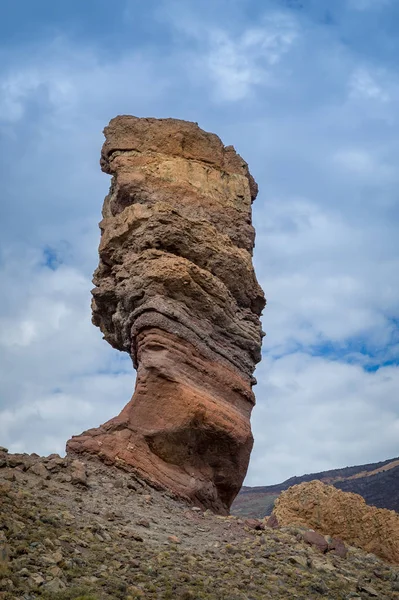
<box><xmin>67</xmin><ymin>116</ymin><xmax>265</xmax><ymax>514</ymax></box>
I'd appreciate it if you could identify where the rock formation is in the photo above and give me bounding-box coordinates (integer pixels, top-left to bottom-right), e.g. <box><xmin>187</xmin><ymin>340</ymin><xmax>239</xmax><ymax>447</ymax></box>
<box><xmin>232</xmin><ymin>454</ymin><xmax>399</xmax><ymax>518</ymax></box>
<box><xmin>272</xmin><ymin>480</ymin><xmax>399</xmax><ymax>564</ymax></box>
<box><xmin>67</xmin><ymin>116</ymin><xmax>265</xmax><ymax>514</ymax></box>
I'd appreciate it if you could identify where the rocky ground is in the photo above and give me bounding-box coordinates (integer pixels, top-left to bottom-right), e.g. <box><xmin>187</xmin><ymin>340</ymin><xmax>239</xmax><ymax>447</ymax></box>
<box><xmin>1</xmin><ymin>448</ymin><xmax>399</xmax><ymax>600</ymax></box>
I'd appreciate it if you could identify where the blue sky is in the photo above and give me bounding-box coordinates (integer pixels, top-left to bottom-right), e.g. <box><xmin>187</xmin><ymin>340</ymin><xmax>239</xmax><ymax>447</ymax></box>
<box><xmin>1</xmin><ymin>0</ymin><xmax>398</xmax><ymax>485</ymax></box>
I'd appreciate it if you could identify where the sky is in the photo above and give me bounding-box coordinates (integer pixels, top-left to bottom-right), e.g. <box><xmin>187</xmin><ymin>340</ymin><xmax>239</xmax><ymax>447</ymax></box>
<box><xmin>0</xmin><ymin>0</ymin><xmax>398</xmax><ymax>486</ymax></box>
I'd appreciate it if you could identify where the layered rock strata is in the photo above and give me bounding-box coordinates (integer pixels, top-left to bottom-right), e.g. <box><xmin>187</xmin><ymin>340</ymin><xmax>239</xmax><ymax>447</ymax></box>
<box><xmin>272</xmin><ymin>480</ymin><xmax>399</xmax><ymax>564</ymax></box>
<box><xmin>67</xmin><ymin>116</ymin><xmax>265</xmax><ymax>514</ymax></box>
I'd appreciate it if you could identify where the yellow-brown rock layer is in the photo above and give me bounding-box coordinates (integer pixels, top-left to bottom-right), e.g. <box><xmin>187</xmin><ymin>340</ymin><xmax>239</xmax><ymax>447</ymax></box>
<box><xmin>67</xmin><ymin>116</ymin><xmax>265</xmax><ymax>514</ymax></box>
<box><xmin>273</xmin><ymin>480</ymin><xmax>399</xmax><ymax>564</ymax></box>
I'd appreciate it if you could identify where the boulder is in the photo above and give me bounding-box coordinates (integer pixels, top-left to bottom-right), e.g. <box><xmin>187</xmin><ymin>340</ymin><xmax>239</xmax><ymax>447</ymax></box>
<box><xmin>328</xmin><ymin>537</ymin><xmax>347</xmax><ymax>558</ymax></box>
<box><xmin>265</xmin><ymin>514</ymin><xmax>279</xmax><ymax>529</ymax></box>
<box><xmin>303</xmin><ymin>530</ymin><xmax>328</xmax><ymax>553</ymax></box>
<box><xmin>67</xmin><ymin>116</ymin><xmax>265</xmax><ymax>514</ymax></box>
<box><xmin>29</xmin><ymin>462</ymin><xmax>50</xmax><ymax>480</ymax></box>
<box><xmin>273</xmin><ymin>480</ymin><xmax>399</xmax><ymax>564</ymax></box>
<box><xmin>70</xmin><ymin>460</ymin><xmax>88</xmax><ymax>486</ymax></box>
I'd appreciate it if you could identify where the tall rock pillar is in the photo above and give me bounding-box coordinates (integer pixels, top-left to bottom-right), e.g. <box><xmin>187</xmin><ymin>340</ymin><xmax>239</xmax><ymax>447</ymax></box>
<box><xmin>67</xmin><ymin>116</ymin><xmax>265</xmax><ymax>514</ymax></box>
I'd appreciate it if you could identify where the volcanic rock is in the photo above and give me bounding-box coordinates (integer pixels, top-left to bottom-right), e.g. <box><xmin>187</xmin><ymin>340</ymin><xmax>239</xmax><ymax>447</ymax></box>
<box><xmin>232</xmin><ymin>454</ymin><xmax>399</xmax><ymax>518</ymax></box>
<box><xmin>302</xmin><ymin>530</ymin><xmax>328</xmax><ymax>553</ymax></box>
<box><xmin>67</xmin><ymin>116</ymin><xmax>265</xmax><ymax>514</ymax></box>
<box><xmin>272</xmin><ymin>480</ymin><xmax>399</xmax><ymax>564</ymax></box>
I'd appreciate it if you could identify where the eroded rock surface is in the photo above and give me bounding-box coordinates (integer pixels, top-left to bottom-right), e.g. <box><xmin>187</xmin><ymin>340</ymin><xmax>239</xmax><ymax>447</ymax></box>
<box><xmin>272</xmin><ymin>480</ymin><xmax>399</xmax><ymax>564</ymax></box>
<box><xmin>67</xmin><ymin>116</ymin><xmax>265</xmax><ymax>514</ymax></box>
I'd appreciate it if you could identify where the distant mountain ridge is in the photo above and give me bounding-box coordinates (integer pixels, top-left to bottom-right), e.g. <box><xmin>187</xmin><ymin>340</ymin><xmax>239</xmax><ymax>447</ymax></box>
<box><xmin>231</xmin><ymin>456</ymin><xmax>399</xmax><ymax>518</ymax></box>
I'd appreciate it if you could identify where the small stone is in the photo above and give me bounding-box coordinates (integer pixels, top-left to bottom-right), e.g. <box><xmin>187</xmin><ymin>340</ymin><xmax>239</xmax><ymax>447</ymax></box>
<box><xmin>311</xmin><ymin>579</ymin><xmax>329</xmax><ymax>594</ymax></box>
<box><xmin>42</xmin><ymin>550</ymin><xmax>63</xmax><ymax>565</ymax></box>
<box><xmin>168</xmin><ymin>535</ymin><xmax>181</xmax><ymax>544</ymax></box>
<box><xmin>7</xmin><ymin>453</ymin><xmax>31</xmax><ymax>469</ymax></box>
<box><xmin>244</xmin><ymin>518</ymin><xmax>265</xmax><ymax>531</ymax></box>
<box><xmin>46</xmin><ymin>457</ymin><xmax>65</xmax><ymax>472</ymax></box>
<box><xmin>0</xmin><ymin>481</ymin><xmax>12</xmax><ymax>493</ymax></box>
<box><xmin>373</xmin><ymin>570</ymin><xmax>388</xmax><ymax>580</ymax></box>
<box><xmin>288</xmin><ymin>555</ymin><xmax>308</xmax><ymax>568</ymax></box>
<box><xmin>130</xmin><ymin>559</ymin><xmax>140</xmax><ymax>568</ymax></box>
<box><xmin>252</xmin><ymin>557</ymin><xmax>268</xmax><ymax>567</ymax></box>
<box><xmin>55</xmin><ymin>472</ymin><xmax>72</xmax><ymax>483</ymax></box>
<box><xmin>128</xmin><ymin>587</ymin><xmax>144</xmax><ymax>597</ymax></box>
<box><xmin>84</xmin><ymin>575</ymin><xmax>99</xmax><ymax>584</ymax></box>
<box><xmin>136</xmin><ymin>518</ymin><xmax>150</xmax><ymax>528</ymax></box>
<box><xmin>328</xmin><ymin>537</ymin><xmax>347</xmax><ymax>558</ymax></box>
<box><xmin>192</xmin><ymin>506</ymin><xmax>202</xmax><ymax>512</ymax></box>
<box><xmin>48</xmin><ymin>565</ymin><xmax>63</xmax><ymax>578</ymax></box>
<box><xmin>29</xmin><ymin>462</ymin><xmax>51</xmax><ymax>479</ymax></box>
<box><xmin>143</xmin><ymin>494</ymin><xmax>152</xmax><ymax>503</ymax></box>
<box><xmin>357</xmin><ymin>582</ymin><xmax>379</xmax><ymax>597</ymax></box>
<box><xmin>1</xmin><ymin>578</ymin><xmax>14</xmax><ymax>591</ymax></box>
<box><xmin>60</xmin><ymin>510</ymin><xmax>75</xmax><ymax>525</ymax></box>
<box><xmin>0</xmin><ymin>542</ymin><xmax>10</xmax><ymax>563</ymax></box>
<box><xmin>303</xmin><ymin>530</ymin><xmax>328</xmax><ymax>553</ymax></box>
<box><xmin>70</xmin><ymin>459</ymin><xmax>88</xmax><ymax>486</ymax></box>
<box><xmin>311</xmin><ymin>557</ymin><xmax>336</xmax><ymax>572</ymax></box>
<box><xmin>122</xmin><ymin>529</ymin><xmax>143</xmax><ymax>542</ymax></box>
<box><xmin>42</xmin><ymin>577</ymin><xmax>66</xmax><ymax>593</ymax></box>
<box><xmin>113</xmin><ymin>478</ymin><xmax>125</xmax><ymax>489</ymax></box>
<box><xmin>265</xmin><ymin>514</ymin><xmax>279</xmax><ymax>529</ymax></box>
<box><xmin>29</xmin><ymin>573</ymin><xmax>45</xmax><ymax>587</ymax></box>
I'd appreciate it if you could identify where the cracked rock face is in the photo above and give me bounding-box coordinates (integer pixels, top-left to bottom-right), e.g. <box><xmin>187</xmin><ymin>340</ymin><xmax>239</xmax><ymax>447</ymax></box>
<box><xmin>66</xmin><ymin>116</ymin><xmax>265</xmax><ymax>514</ymax></box>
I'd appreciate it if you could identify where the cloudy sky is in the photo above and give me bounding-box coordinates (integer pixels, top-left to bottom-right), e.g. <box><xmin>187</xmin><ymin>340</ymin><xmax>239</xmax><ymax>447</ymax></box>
<box><xmin>1</xmin><ymin>0</ymin><xmax>398</xmax><ymax>486</ymax></box>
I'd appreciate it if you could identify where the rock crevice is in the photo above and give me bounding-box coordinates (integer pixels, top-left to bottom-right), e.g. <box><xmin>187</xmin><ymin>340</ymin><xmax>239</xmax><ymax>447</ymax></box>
<box><xmin>67</xmin><ymin>116</ymin><xmax>265</xmax><ymax>514</ymax></box>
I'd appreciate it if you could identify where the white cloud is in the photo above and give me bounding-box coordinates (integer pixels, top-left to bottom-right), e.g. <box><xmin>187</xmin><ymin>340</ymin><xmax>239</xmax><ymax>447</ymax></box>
<box><xmin>0</xmin><ymin>373</ymin><xmax>133</xmax><ymax>456</ymax></box>
<box><xmin>332</xmin><ymin>148</ymin><xmax>396</xmax><ymax>185</ymax></box>
<box><xmin>163</xmin><ymin>9</ymin><xmax>298</xmax><ymax>101</ymax></box>
<box><xmin>207</xmin><ymin>16</ymin><xmax>298</xmax><ymax>100</ymax></box>
<box><xmin>349</xmin><ymin>67</ymin><xmax>390</xmax><ymax>102</ymax></box>
<box><xmin>248</xmin><ymin>354</ymin><xmax>399</xmax><ymax>485</ymax></box>
<box><xmin>0</xmin><ymin>251</ymin><xmax>133</xmax><ymax>455</ymax></box>
<box><xmin>206</xmin><ymin>30</ymin><xmax>266</xmax><ymax>101</ymax></box>
<box><xmin>349</xmin><ymin>0</ymin><xmax>392</xmax><ymax>11</ymax></box>
<box><xmin>254</xmin><ymin>193</ymin><xmax>399</xmax><ymax>359</ymax></box>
